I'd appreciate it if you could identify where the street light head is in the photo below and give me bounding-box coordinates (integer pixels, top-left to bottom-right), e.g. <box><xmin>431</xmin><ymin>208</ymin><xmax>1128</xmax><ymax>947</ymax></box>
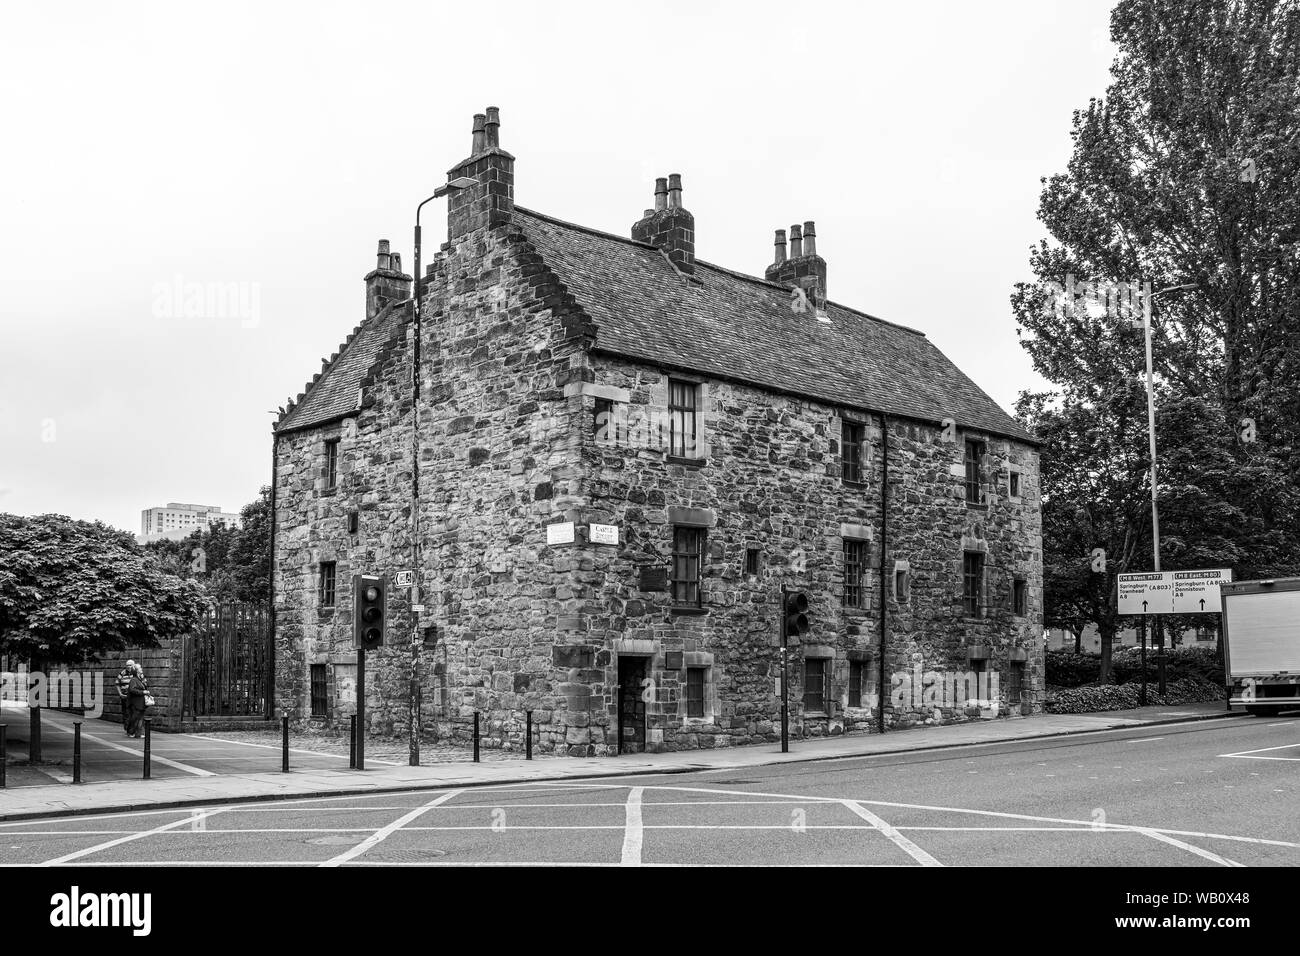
<box><xmin>432</xmin><ymin>176</ymin><xmax>479</xmax><ymax>198</ymax></box>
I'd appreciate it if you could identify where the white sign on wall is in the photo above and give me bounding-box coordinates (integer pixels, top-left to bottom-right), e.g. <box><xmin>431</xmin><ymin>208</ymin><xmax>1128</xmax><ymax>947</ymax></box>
<box><xmin>1118</xmin><ymin>569</ymin><xmax>1232</xmax><ymax>614</ymax></box>
<box><xmin>589</xmin><ymin>523</ymin><xmax>619</xmax><ymax>545</ymax></box>
<box><xmin>545</xmin><ymin>521</ymin><xmax>575</xmax><ymax>545</ymax></box>
<box><xmin>394</xmin><ymin>571</ymin><xmax>414</xmax><ymax>587</ymax></box>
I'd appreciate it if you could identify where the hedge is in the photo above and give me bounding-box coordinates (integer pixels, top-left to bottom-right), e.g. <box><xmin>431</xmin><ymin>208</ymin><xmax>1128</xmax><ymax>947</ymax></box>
<box><xmin>1044</xmin><ymin>678</ymin><xmax>1225</xmax><ymax>714</ymax></box>
<box><xmin>1045</xmin><ymin>650</ymin><xmax>1101</xmax><ymax>688</ymax></box>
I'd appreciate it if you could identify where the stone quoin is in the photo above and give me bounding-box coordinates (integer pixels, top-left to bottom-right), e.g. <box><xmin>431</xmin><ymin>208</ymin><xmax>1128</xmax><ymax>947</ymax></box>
<box><xmin>271</xmin><ymin>108</ymin><xmax>1043</xmax><ymax>756</ymax></box>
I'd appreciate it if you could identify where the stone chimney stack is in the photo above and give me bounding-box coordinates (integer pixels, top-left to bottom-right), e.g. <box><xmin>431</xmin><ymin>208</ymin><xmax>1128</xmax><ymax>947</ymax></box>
<box><xmin>765</xmin><ymin>218</ymin><xmax>827</xmax><ymax>309</ymax></box>
<box><xmin>447</xmin><ymin>106</ymin><xmax>515</xmax><ymax>242</ymax></box>
<box><xmin>631</xmin><ymin>173</ymin><xmax>696</xmax><ymax>274</ymax></box>
<box><xmin>364</xmin><ymin>239</ymin><xmax>412</xmax><ymax>320</ymax></box>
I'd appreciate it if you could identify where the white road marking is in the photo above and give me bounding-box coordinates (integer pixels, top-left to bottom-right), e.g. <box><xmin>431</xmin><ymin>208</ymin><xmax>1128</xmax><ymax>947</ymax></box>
<box><xmin>1135</xmin><ymin>827</ymin><xmax>1242</xmax><ymax>867</ymax></box>
<box><xmin>621</xmin><ymin>787</ymin><xmax>644</xmax><ymax>865</ymax></box>
<box><xmin>39</xmin><ymin>809</ymin><xmax>226</xmax><ymax>865</ymax></box>
<box><xmin>1267</xmin><ymin>721</ymin><xmax>1296</xmax><ymax>727</ymax></box>
<box><xmin>1131</xmin><ymin>737</ymin><xmax>1164</xmax><ymax>743</ymax></box>
<box><xmin>178</xmin><ymin>733</ymin><xmax>401</xmax><ymax>765</ymax></box>
<box><xmin>48</xmin><ymin>723</ymin><xmax>215</xmax><ymax>777</ymax></box>
<box><xmin>319</xmin><ymin>790</ymin><xmax>461</xmax><ymax>867</ymax></box>
<box><xmin>842</xmin><ymin>801</ymin><xmax>942</xmax><ymax>866</ymax></box>
<box><xmin>1221</xmin><ymin>743</ymin><xmax>1300</xmax><ymax>761</ymax></box>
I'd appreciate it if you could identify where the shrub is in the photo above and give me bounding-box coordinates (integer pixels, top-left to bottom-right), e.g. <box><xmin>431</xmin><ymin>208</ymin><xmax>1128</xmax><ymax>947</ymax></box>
<box><xmin>1045</xmin><ymin>650</ymin><xmax>1101</xmax><ymax>688</ymax></box>
<box><xmin>1044</xmin><ymin>677</ymin><xmax>1225</xmax><ymax>714</ymax></box>
<box><xmin>1111</xmin><ymin>644</ymin><xmax>1224</xmax><ymax>687</ymax></box>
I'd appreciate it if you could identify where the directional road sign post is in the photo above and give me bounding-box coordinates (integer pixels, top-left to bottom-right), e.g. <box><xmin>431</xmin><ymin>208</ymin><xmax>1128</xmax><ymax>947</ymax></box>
<box><xmin>1118</xmin><ymin>569</ymin><xmax>1232</xmax><ymax>615</ymax></box>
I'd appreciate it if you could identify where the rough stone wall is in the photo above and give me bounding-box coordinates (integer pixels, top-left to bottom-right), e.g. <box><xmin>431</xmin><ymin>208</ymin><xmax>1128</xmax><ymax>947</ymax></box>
<box><xmin>272</xmin><ymin>223</ymin><xmax>1042</xmax><ymax>756</ymax></box>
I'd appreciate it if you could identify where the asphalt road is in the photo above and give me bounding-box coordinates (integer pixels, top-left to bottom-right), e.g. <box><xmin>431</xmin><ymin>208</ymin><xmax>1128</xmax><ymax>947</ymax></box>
<box><xmin>1</xmin><ymin>715</ymin><xmax>1296</xmax><ymax>866</ymax></box>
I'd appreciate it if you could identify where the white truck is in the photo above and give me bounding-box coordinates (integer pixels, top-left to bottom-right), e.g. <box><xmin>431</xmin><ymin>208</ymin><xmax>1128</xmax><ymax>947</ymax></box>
<box><xmin>1221</xmin><ymin>577</ymin><xmax>1300</xmax><ymax>717</ymax></box>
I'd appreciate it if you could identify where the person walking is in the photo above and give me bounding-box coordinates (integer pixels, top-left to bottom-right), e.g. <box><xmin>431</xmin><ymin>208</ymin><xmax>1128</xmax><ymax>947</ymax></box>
<box><xmin>116</xmin><ymin>660</ymin><xmax>136</xmax><ymax>734</ymax></box>
<box><xmin>126</xmin><ymin>664</ymin><xmax>149</xmax><ymax>738</ymax></box>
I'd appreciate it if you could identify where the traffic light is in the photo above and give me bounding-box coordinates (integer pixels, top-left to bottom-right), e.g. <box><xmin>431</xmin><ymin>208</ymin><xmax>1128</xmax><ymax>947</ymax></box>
<box><xmin>353</xmin><ymin>574</ymin><xmax>387</xmax><ymax>650</ymax></box>
<box><xmin>784</xmin><ymin>590</ymin><xmax>810</xmax><ymax>639</ymax></box>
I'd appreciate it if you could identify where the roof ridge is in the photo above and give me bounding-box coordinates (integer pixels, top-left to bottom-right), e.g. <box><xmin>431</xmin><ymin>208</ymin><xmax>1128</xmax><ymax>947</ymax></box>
<box><xmin>515</xmin><ymin>204</ymin><xmax>926</xmax><ymax>337</ymax></box>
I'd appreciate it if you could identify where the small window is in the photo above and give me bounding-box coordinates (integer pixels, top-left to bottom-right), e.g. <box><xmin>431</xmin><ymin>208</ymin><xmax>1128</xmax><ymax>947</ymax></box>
<box><xmin>310</xmin><ymin>664</ymin><xmax>328</xmax><ymax>717</ymax></box>
<box><xmin>1009</xmin><ymin>471</ymin><xmax>1021</xmax><ymax>498</ymax></box>
<box><xmin>803</xmin><ymin>657</ymin><xmax>829</xmax><ymax>712</ymax></box>
<box><xmin>1006</xmin><ymin>661</ymin><xmax>1025</xmax><ymax>705</ymax></box>
<box><xmin>1013</xmin><ymin>578</ymin><xmax>1028</xmax><ymax>616</ymax></box>
<box><xmin>893</xmin><ymin>565</ymin><xmax>910</xmax><ymax>603</ymax></box>
<box><xmin>685</xmin><ymin>667</ymin><xmax>707</xmax><ymax>718</ymax></box>
<box><xmin>965</xmin><ymin>439</ymin><xmax>985</xmax><ymax>504</ymax></box>
<box><xmin>842</xmin><ymin>540</ymin><xmax>866</xmax><ymax>608</ymax></box>
<box><xmin>347</xmin><ymin>511</ymin><xmax>359</xmax><ymax>534</ymax></box>
<box><xmin>671</xmin><ymin>526</ymin><xmax>706</xmax><ymax>607</ymax></box>
<box><xmin>744</xmin><ymin>548</ymin><xmax>760</xmax><ymax>576</ymax></box>
<box><xmin>593</xmin><ymin>398</ymin><xmax>619</xmax><ymax>445</ymax></box>
<box><xmin>848</xmin><ymin>661</ymin><xmax>866</xmax><ymax>708</ymax></box>
<box><xmin>319</xmin><ymin>561</ymin><xmax>337</xmax><ymax>608</ymax></box>
<box><xmin>325</xmin><ymin>439</ymin><xmax>340</xmax><ymax>489</ymax></box>
<box><xmin>841</xmin><ymin>419</ymin><xmax>865</xmax><ymax>483</ymax></box>
<box><xmin>668</xmin><ymin>380</ymin><xmax>700</xmax><ymax>458</ymax></box>
<box><xmin>962</xmin><ymin>551</ymin><xmax>984</xmax><ymax>616</ymax></box>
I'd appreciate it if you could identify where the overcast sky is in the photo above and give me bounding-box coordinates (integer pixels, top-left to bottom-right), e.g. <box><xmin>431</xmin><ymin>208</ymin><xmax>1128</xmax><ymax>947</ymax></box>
<box><xmin>0</xmin><ymin>0</ymin><xmax>1116</xmax><ymax>533</ymax></box>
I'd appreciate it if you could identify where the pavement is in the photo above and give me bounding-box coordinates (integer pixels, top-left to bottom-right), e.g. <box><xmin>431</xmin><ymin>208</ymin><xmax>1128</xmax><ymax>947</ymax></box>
<box><xmin>0</xmin><ymin>699</ymin><xmax>1248</xmax><ymax>823</ymax></box>
<box><xmin>1</xmin><ymin>710</ymin><xmax>1294</xmax><ymax>866</ymax></box>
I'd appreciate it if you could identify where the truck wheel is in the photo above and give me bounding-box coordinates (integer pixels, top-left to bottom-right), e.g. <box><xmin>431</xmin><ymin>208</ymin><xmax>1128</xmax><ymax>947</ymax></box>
<box><xmin>1245</xmin><ymin>705</ymin><xmax>1283</xmax><ymax>717</ymax></box>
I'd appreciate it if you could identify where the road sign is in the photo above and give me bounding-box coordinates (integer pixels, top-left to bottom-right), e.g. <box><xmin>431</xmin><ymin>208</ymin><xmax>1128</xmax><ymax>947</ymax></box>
<box><xmin>1118</xmin><ymin>569</ymin><xmax>1232</xmax><ymax>614</ymax></box>
<box><xmin>394</xmin><ymin>570</ymin><xmax>414</xmax><ymax>588</ymax></box>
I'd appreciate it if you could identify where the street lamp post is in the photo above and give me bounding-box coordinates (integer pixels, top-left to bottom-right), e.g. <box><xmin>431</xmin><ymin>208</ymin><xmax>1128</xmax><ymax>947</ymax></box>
<box><xmin>1139</xmin><ymin>282</ymin><xmax>1196</xmax><ymax>699</ymax></box>
<box><xmin>407</xmin><ymin>176</ymin><xmax>477</xmax><ymax>767</ymax></box>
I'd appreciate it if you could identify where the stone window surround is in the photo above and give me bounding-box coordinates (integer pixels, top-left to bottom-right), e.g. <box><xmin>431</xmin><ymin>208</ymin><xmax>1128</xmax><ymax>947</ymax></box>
<box><xmin>1004</xmin><ymin>462</ymin><xmax>1024</xmax><ymax>501</ymax></box>
<box><xmin>960</xmin><ymin>536</ymin><xmax>989</xmax><ymax>620</ymax></box>
<box><xmin>567</xmin><ymin>377</ymin><xmax>710</xmax><ymax>463</ymax></box>
<box><xmin>800</xmin><ymin>643</ymin><xmax>836</xmax><ymax>716</ymax></box>
<box><xmin>679</xmin><ymin>650</ymin><xmax>718</xmax><ymax>726</ymax></box>
<box><xmin>891</xmin><ymin>558</ymin><xmax>911</xmax><ymax>604</ymax></box>
<box><xmin>839</xmin><ymin>523</ymin><xmax>874</xmax><ymax>613</ymax></box>
<box><xmin>318</xmin><ymin>426</ymin><xmax>345</xmax><ymax>496</ymax></box>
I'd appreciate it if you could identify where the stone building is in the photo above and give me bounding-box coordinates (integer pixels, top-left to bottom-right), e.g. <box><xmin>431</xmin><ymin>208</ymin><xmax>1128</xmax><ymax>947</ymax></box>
<box><xmin>271</xmin><ymin>108</ymin><xmax>1043</xmax><ymax>756</ymax></box>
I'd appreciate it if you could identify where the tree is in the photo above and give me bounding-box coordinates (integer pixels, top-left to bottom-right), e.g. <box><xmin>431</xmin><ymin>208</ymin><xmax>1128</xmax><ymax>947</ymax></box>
<box><xmin>140</xmin><ymin>486</ymin><xmax>272</xmax><ymax>605</ymax></box>
<box><xmin>1012</xmin><ymin>0</ymin><xmax>1300</xmax><ymax>669</ymax></box>
<box><xmin>0</xmin><ymin>514</ymin><xmax>208</xmax><ymax>666</ymax></box>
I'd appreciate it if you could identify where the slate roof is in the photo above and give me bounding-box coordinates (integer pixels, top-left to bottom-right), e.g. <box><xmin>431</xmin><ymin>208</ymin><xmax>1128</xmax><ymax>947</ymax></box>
<box><xmin>513</xmin><ymin>207</ymin><xmax>1034</xmax><ymax>443</ymax></box>
<box><xmin>275</xmin><ymin>300</ymin><xmax>408</xmax><ymax>434</ymax></box>
<box><xmin>276</xmin><ymin>207</ymin><xmax>1033</xmax><ymax>443</ymax></box>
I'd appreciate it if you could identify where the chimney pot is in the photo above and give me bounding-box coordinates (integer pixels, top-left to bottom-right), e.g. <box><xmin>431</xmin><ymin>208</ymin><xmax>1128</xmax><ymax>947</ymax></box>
<box><xmin>484</xmin><ymin>106</ymin><xmax>500</xmax><ymax>148</ymax></box>
<box><xmin>471</xmin><ymin>113</ymin><xmax>486</xmax><ymax>153</ymax></box>
<box><xmin>667</xmin><ymin>173</ymin><xmax>683</xmax><ymax>209</ymax></box>
<box><xmin>654</xmin><ymin>177</ymin><xmax>668</xmax><ymax>212</ymax></box>
<box><xmin>377</xmin><ymin>239</ymin><xmax>391</xmax><ymax>271</ymax></box>
<box><xmin>803</xmin><ymin>221</ymin><xmax>817</xmax><ymax>257</ymax></box>
<box><xmin>789</xmin><ymin>224</ymin><xmax>803</xmax><ymax>258</ymax></box>
<box><xmin>773</xmin><ymin>229</ymin><xmax>787</xmax><ymax>265</ymax></box>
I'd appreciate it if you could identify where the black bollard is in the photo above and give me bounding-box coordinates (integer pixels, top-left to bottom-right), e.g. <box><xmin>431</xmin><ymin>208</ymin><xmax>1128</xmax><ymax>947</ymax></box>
<box><xmin>282</xmin><ymin>714</ymin><xmax>290</xmax><ymax>773</ymax></box>
<box><xmin>143</xmin><ymin>718</ymin><xmax>152</xmax><ymax>780</ymax></box>
<box><xmin>73</xmin><ymin>721</ymin><xmax>82</xmax><ymax>784</ymax></box>
<box><xmin>349</xmin><ymin>714</ymin><xmax>356</xmax><ymax>769</ymax></box>
<box><xmin>1</xmin><ymin>724</ymin><xmax>6</xmax><ymax>788</ymax></box>
<box><xmin>526</xmin><ymin>710</ymin><xmax>533</xmax><ymax>760</ymax></box>
<box><xmin>473</xmin><ymin>712</ymin><xmax>480</xmax><ymax>763</ymax></box>
<box><xmin>29</xmin><ymin>706</ymin><xmax>41</xmax><ymax>764</ymax></box>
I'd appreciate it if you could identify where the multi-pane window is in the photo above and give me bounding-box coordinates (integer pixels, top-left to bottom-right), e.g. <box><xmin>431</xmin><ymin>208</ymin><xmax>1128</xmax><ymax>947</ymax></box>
<box><xmin>671</xmin><ymin>526</ymin><xmax>705</xmax><ymax>607</ymax></box>
<box><xmin>1013</xmin><ymin>578</ymin><xmax>1028</xmax><ymax>616</ymax></box>
<box><xmin>325</xmin><ymin>439</ymin><xmax>340</xmax><ymax>489</ymax></box>
<box><xmin>848</xmin><ymin>661</ymin><xmax>865</xmax><ymax>708</ymax></box>
<box><xmin>319</xmin><ymin>561</ymin><xmax>337</xmax><ymax>608</ymax></box>
<box><xmin>841</xmin><ymin>419</ymin><xmax>865</xmax><ymax>483</ymax></box>
<box><xmin>310</xmin><ymin>664</ymin><xmax>328</xmax><ymax>717</ymax></box>
<box><xmin>668</xmin><ymin>380</ymin><xmax>699</xmax><ymax>458</ymax></box>
<box><xmin>842</xmin><ymin>540</ymin><xmax>866</xmax><ymax>608</ymax></box>
<box><xmin>962</xmin><ymin>551</ymin><xmax>984</xmax><ymax>616</ymax></box>
<box><xmin>803</xmin><ymin>657</ymin><xmax>828</xmax><ymax>712</ymax></box>
<box><xmin>965</xmin><ymin>439</ymin><xmax>985</xmax><ymax>504</ymax></box>
<box><xmin>744</xmin><ymin>548</ymin><xmax>760</xmax><ymax>576</ymax></box>
<box><xmin>685</xmin><ymin>667</ymin><xmax>706</xmax><ymax>718</ymax></box>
